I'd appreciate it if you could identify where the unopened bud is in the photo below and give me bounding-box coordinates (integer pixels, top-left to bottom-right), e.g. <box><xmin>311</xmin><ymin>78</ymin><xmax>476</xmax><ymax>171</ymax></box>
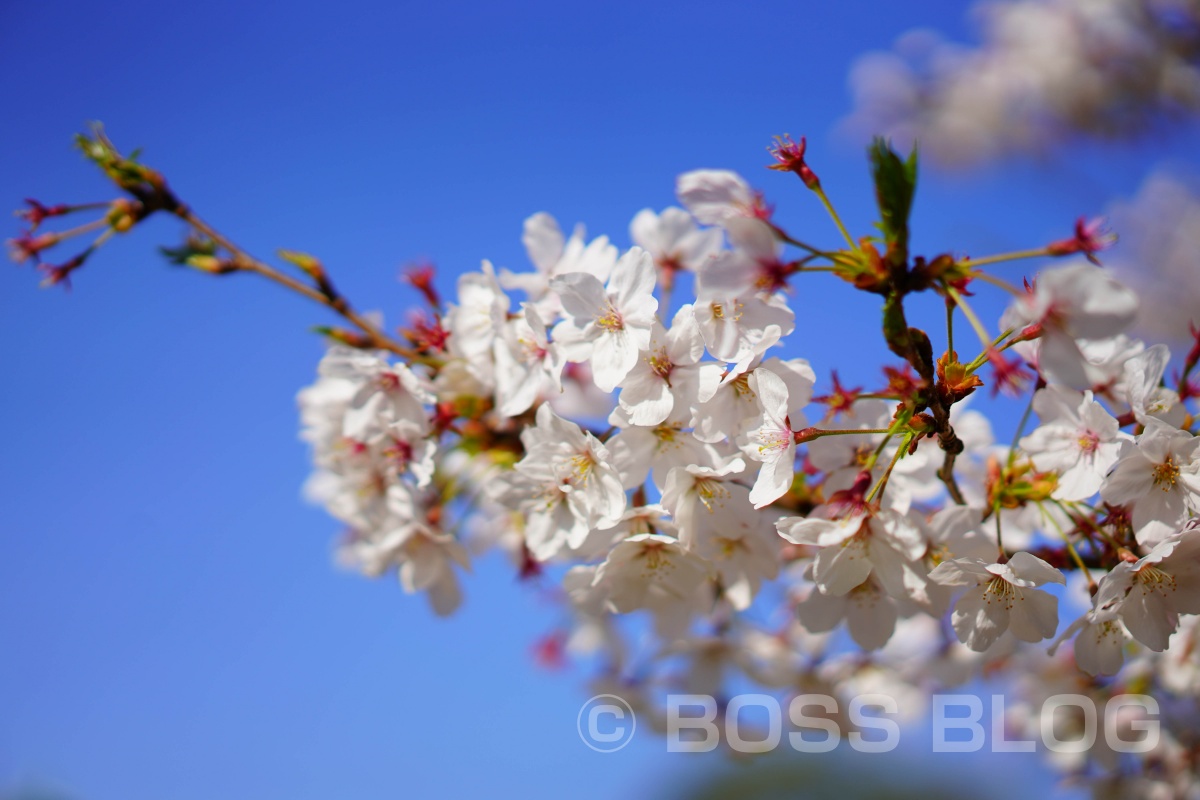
<box><xmin>279</xmin><ymin>250</ymin><xmax>326</xmax><ymax>281</ymax></box>
<box><xmin>188</xmin><ymin>254</ymin><xmax>236</xmax><ymax>274</ymax></box>
<box><xmin>312</xmin><ymin>326</ymin><xmax>373</xmax><ymax>348</ymax></box>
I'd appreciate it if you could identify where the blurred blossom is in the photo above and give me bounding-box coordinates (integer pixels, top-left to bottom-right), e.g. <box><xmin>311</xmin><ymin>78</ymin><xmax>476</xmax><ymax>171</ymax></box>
<box><xmin>1107</xmin><ymin>170</ymin><xmax>1200</xmax><ymax>339</ymax></box>
<box><xmin>842</xmin><ymin>0</ymin><xmax>1200</xmax><ymax>166</ymax></box>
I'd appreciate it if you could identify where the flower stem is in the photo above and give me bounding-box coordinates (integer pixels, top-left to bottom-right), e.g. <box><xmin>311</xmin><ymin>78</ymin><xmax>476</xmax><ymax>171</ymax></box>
<box><xmin>1040</xmin><ymin>501</ymin><xmax>1096</xmax><ymax>591</ymax></box>
<box><xmin>768</xmin><ymin>223</ymin><xmax>837</xmax><ymax>259</ymax></box>
<box><xmin>957</xmin><ymin>247</ymin><xmax>1051</xmax><ymax>269</ymax></box>
<box><xmin>178</xmin><ymin>208</ymin><xmax>417</xmax><ymax>359</ymax></box>
<box><xmin>971</xmin><ymin>270</ymin><xmax>1022</xmax><ymax>295</ymax></box>
<box><xmin>945</xmin><ymin>296</ymin><xmax>954</xmax><ymax>356</ymax></box>
<box><xmin>865</xmin><ymin>434</ymin><xmax>911</xmax><ymax>504</ymax></box>
<box><xmin>812</xmin><ymin>186</ymin><xmax>856</xmax><ymax>251</ymax></box>
<box><xmin>964</xmin><ymin>329</ymin><xmax>1016</xmax><ymax>372</ymax></box>
<box><xmin>1007</xmin><ymin>389</ymin><xmax>1037</xmax><ymax>467</ymax></box>
<box><xmin>944</xmin><ymin>285</ymin><xmax>992</xmax><ymax>351</ymax></box>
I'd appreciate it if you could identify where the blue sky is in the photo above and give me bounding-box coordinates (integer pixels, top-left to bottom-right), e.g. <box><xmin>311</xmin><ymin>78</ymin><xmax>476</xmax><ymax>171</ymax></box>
<box><xmin>3</xmin><ymin>1</ymin><xmax>1197</xmax><ymax>798</ymax></box>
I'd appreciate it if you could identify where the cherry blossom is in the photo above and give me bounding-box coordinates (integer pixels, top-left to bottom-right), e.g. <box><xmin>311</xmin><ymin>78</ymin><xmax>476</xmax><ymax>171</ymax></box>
<box><xmin>797</xmin><ymin>575</ymin><xmax>901</xmax><ymax>651</ymax></box>
<box><xmin>444</xmin><ymin>260</ymin><xmax>508</xmax><ymax>373</ymax></box>
<box><xmin>1018</xmin><ymin>385</ymin><xmax>1129</xmax><ymax>501</ymax></box>
<box><xmin>1100</xmin><ymin>529</ymin><xmax>1200</xmax><ymax>651</ymax></box>
<box><xmin>605</xmin><ymin>404</ymin><xmax>719</xmax><ymax>492</ymax></box>
<box><xmin>1000</xmin><ymin>261</ymin><xmax>1138</xmax><ymax>389</ymax></box>
<box><xmin>660</xmin><ymin>456</ymin><xmax>749</xmax><ymax>544</ymax></box>
<box><xmin>1123</xmin><ymin>344</ymin><xmax>1186</xmax><ymax>427</ymax></box>
<box><xmin>692</xmin><ymin>290</ymin><xmax>795</xmax><ymax>363</ymax></box>
<box><xmin>551</xmin><ymin>246</ymin><xmax>659</xmax><ymax>392</ymax></box>
<box><xmin>613</xmin><ymin>305</ymin><xmax>720</xmax><ymax>426</ymax></box>
<box><xmin>494</xmin><ymin>404</ymin><xmax>625</xmax><ymax>561</ymax></box>
<box><xmin>697</xmin><ymin>216</ymin><xmax>790</xmax><ymax>296</ymax></box>
<box><xmin>493</xmin><ymin>303</ymin><xmax>565</xmax><ymax>418</ymax></box>
<box><xmin>32</xmin><ymin>126</ymin><xmax>1200</xmax><ymax>796</ymax></box>
<box><xmin>1101</xmin><ymin>418</ymin><xmax>1200</xmax><ymax>545</ymax></box>
<box><xmin>629</xmin><ymin>206</ymin><xmax>723</xmax><ymax>283</ymax></box>
<box><xmin>675</xmin><ymin>169</ymin><xmax>762</xmax><ymax>226</ymax></box>
<box><xmin>776</xmin><ymin>507</ymin><xmax>931</xmax><ymax>604</ymax></box>
<box><xmin>930</xmin><ymin>552</ymin><xmax>1065</xmax><ymax>651</ymax></box>
<box><xmin>742</xmin><ymin>368</ymin><xmax>800</xmax><ymax>508</ymax></box>
<box><xmin>317</xmin><ymin>347</ymin><xmax>433</xmax><ymax>441</ymax></box>
<box><xmin>593</xmin><ymin>533</ymin><xmax>710</xmax><ymax>637</ymax></box>
<box><xmin>498</xmin><ymin>212</ymin><xmax>617</xmax><ymax>311</ymax></box>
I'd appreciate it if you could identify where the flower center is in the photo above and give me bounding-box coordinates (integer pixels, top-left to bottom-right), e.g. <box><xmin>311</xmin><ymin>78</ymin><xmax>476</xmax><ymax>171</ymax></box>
<box><xmin>716</xmin><ymin>537</ymin><xmax>743</xmax><ymax>558</ymax></box>
<box><xmin>758</xmin><ymin>428</ymin><xmax>791</xmax><ymax>456</ymax></box>
<box><xmin>1153</xmin><ymin>457</ymin><xmax>1180</xmax><ymax>491</ymax></box>
<box><xmin>652</xmin><ymin>423</ymin><xmax>682</xmax><ymax>447</ymax></box>
<box><xmin>1135</xmin><ymin>564</ymin><xmax>1177</xmax><ymax>595</ymax></box>
<box><xmin>982</xmin><ymin>576</ymin><xmax>1019</xmax><ymax>610</ymax></box>
<box><xmin>645</xmin><ymin>347</ymin><xmax>673</xmax><ymax>380</ymax></box>
<box><xmin>518</xmin><ymin>334</ymin><xmax>546</xmax><ymax>361</ymax></box>
<box><xmin>638</xmin><ymin>542</ymin><xmax>675</xmax><ymax>576</ymax></box>
<box><xmin>596</xmin><ymin>304</ymin><xmax>624</xmax><ymax>332</ymax></box>
<box><xmin>1077</xmin><ymin>430</ymin><xmax>1100</xmax><ymax>454</ymax></box>
<box><xmin>694</xmin><ymin>477</ymin><xmax>731</xmax><ymax>512</ymax></box>
<box><xmin>567</xmin><ymin>452</ymin><xmax>597</xmax><ymax>486</ymax></box>
<box><xmin>710</xmin><ymin>299</ymin><xmax>744</xmax><ymax>323</ymax></box>
<box><xmin>383</xmin><ymin>437</ymin><xmax>414</xmax><ymax>466</ymax></box>
<box><xmin>754</xmin><ymin>258</ymin><xmax>790</xmax><ymax>292</ymax></box>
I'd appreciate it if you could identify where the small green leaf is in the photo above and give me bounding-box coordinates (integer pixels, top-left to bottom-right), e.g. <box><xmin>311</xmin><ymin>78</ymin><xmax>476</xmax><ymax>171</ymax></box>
<box><xmin>868</xmin><ymin>137</ymin><xmax>918</xmax><ymax>268</ymax></box>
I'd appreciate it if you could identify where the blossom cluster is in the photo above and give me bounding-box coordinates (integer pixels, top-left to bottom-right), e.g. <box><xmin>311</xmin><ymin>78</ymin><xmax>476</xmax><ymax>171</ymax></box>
<box><xmin>290</xmin><ymin>159</ymin><xmax>1200</xmax><ymax>794</ymax></box>
<box><xmin>16</xmin><ymin>129</ymin><xmax>1200</xmax><ymax>796</ymax></box>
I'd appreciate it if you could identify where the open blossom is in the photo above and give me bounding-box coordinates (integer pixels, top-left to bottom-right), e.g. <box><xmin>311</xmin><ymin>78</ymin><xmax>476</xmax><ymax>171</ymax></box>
<box><xmin>315</xmin><ymin>347</ymin><xmax>434</xmax><ymax>441</ymax></box>
<box><xmin>1098</xmin><ymin>528</ymin><xmax>1200</xmax><ymax>651</ymax></box>
<box><xmin>797</xmin><ymin>575</ymin><xmax>901</xmax><ymax>651</ymax></box>
<box><xmin>742</xmin><ymin>368</ymin><xmax>800</xmax><ymax>508</ymax></box>
<box><xmin>930</xmin><ymin>552</ymin><xmax>1066</xmax><ymax>651</ymax></box>
<box><xmin>1018</xmin><ymin>385</ymin><xmax>1129</xmax><ymax>501</ymax></box>
<box><xmin>444</xmin><ymin>260</ymin><xmax>508</xmax><ymax>373</ymax></box>
<box><xmin>343</xmin><ymin>518</ymin><xmax>472</xmax><ymax>617</ymax></box>
<box><xmin>499</xmin><ymin>212</ymin><xmax>617</xmax><ymax>309</ymax></box>
<box><xmin>494</xmin><ymin>404</ymin><xmax>625</xmax><ymax>561</ymax></box>
<box><xmin>335</xmin><ymin>482</ymin><xmax>471</xmax><ymax>617</ymax></box>
<box><xmin>593</xmin><ymin>533</ymin><xmax>710</xmax><ymax>637</ymax></box>
<box><xmin>1101</xmin><ymin>419</ymin><xmax>1200</xmax><ymax>545</ymax></box>
<box><xmin>614</xmin><ymin>305</ymin><xmax>720</xmax><ymax>426</ymax></box>
<box><xmin>660</xmin><ymin>456</ymin><xmax>748</xmax><ymax>542</ymax></box>
<box><xmin>693</xmin><ymin>290</ymin><xmax>795</xmax><ymax>363</ymax></box>
<box><xmin>675</xmin><ymin>169</ymin><xmax>764</xmax><ymax>225</ymax></box>
<box><xmin>691</xmin><ymin>513</ymin><xmax>781</xmax><ymax>611</ymax></box>
<box><xmin>1123</xmin><ymin>343</ymin><xmax>1186</xmax><ymax>427</ymax></box>
<box><xmin>690</xmin><ymin>335</ymin><xmax>814</xmax><ymax>445</ymax></box>
<box><xmin>551</xmin><ymin>247</ymin><xmax>659</xmax><ymax>392</ymax></box>
<box><xmin>776</xmin><ymin>507</ymin><xmax>931</xmax><ymax>604</ymax></box>
<box><xmin>1000</xmin><ymin>261</ymin><xmax>1138</xmax><ymax>389</ymax></box>
<box><xmin>605</xmin><ymin>404</ymin><xmax>719</xmax><ymax>492</ymax></box>
<box><xmin>629</xmin><ymin>206</ymin><xmax>723</xmax><ymax>283</ymax></box>
<box><xmin>493</xmin><ymin>303</ymin><xmax>565</xmax><ymax>418</ymax></box>
<box><xmin>1053</xmin><ymin>604</ymin><xmax>1130</xmax><ymax>678</ymax></box>
<box><xmin>697</xmin><ymin>216</ymin><xmax>791</xmax><ymax>296</ymax></box>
